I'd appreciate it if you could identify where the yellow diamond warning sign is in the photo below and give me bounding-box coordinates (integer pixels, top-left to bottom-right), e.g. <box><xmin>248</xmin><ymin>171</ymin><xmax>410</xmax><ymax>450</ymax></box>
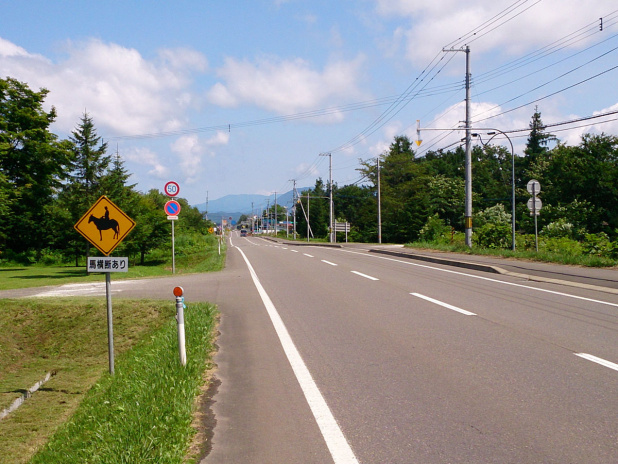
<box><xmin>74</xmin><ymin>196</ymin><xmax>136</xmax><ymax>256</ymax></box>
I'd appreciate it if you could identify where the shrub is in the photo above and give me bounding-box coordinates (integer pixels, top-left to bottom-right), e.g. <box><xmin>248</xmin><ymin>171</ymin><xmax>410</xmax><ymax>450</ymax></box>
<box><xmin>543</xmin><ymin>236</ymin><xmax>582</xmax><ymax>256</ymax></box>
<box><xmin>419</xmin><ymin>214</ymin><xmax>450</xmax><ymax>243</ymax></box>
<box><xmin>582</xmin><ymin>232</ymin><xmax>612</xmax><ymax>257</ymax></box>
<box><xmin>542</xmin><ymin>218</ymin><xmax>574</xmax><ymax>239</ymax></box>
<box><xmin>475</xmin><ymin>223</ymin><xmax>511</xmax><ymax>249</ymax></box>
<box><xmin>475</xmin><ymin>204</ymin><xmax>511</xmax><ymax>229</ymax></box>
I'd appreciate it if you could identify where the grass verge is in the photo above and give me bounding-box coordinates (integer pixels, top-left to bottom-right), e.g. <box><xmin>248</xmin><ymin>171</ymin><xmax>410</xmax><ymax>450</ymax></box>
<box><xmin>0</xmin><ymin>298</ymin><xmax>217</xmax><ymax>464</ymax></box>
<box><xmin>406</xmin><ymin>241</ymin><xmax>618</xmax><ymax>268</ymax></box>
<box><xmin>0</xmin><ymin>234</ymin><xmax>227</xmax><ymax>291</ymax></box>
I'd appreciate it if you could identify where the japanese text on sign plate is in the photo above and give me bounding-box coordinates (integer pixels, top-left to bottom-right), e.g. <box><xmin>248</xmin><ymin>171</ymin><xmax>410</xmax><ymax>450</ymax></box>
<box><xmin>87</xmin><ymin>257</ymin><xmax>129</xmax><ymax>273</ymax></box>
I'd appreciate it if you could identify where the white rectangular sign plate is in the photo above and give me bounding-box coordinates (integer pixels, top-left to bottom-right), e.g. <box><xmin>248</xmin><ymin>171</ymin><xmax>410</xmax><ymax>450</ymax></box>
<box><xmin>87</xmin><ymin>257</ymin><xmax>129</xmax><ymax>273</ymax></box>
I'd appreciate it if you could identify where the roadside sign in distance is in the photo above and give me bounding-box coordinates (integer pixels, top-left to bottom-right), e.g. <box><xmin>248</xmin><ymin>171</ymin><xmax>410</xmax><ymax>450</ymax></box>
<box><xmin>164</xmin><ymin>181</ymin><xmax>180</xmax><ymax>197</ymax></box>
<box><xmin>527</xmin><ymin>197</ymin><xmax>542</xmax><ymax>211</ymax></box>
<box><xmin>527</xmin><ymin>179</ymin><xmax>541</xmax><ymax>195</ymax></box>
<box><xmin>164</xmin><ymin>200</ymin><xmax>181</xmax><ymax>216</ymax></box>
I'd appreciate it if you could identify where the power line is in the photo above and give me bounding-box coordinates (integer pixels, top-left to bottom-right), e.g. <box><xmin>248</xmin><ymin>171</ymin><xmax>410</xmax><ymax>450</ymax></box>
<box><xmin>473</xmin><ymin>63</ymin><xmax>618</xmax><ymax>125</ymax></box>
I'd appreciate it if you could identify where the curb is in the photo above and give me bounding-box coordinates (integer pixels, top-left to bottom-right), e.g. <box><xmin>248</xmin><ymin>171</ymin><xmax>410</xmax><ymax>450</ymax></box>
<box><xmin>369</xmin><ymin>249</ymin><xmax>618</xmax><ymax>296</ymax></box>
<box><xmin>369</xmin><ymin>249</ymin><xmax>500</xmax><ymax>274</ymax></box>
<box><xmin>261</xmin><ymin>237</ymin><xmax>343</xmax><ymax>248</ymax></box>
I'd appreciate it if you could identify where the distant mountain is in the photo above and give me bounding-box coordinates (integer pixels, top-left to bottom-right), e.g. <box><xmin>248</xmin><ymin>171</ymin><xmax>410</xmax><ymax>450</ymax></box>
<box><xmin>194</xmin><ymin>188</ymin><xmax>311</xmax><ymax>222</ymax></box>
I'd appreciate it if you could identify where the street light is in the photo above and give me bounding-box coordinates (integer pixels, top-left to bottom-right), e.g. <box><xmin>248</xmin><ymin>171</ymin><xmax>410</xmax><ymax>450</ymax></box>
<box><xmin>472</xmin><ymin>129</ymin><xmax>516</xmax><ymax>251</ymax></box>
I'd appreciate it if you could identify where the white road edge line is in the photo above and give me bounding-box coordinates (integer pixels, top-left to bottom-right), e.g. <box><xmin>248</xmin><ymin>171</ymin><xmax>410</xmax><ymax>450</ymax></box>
<box><xmin>411</xmin><ymin>293</ymin><xmax>476</xmax><ymax>316</ymax></box>
<box><xmin>575</xmin><ymin>353</ymin><xmax>618</xmax><ymax>372</ymax></box>
<box><xmin>351</xmin><ymin>271</ymin><xmax>379</xmax><ymax>281</ymax></box>
<box><xmin>340</xmin><ymin>249</ymin><xmax>618</xmax><ymax>308</ymax></box>
<box><xmin>303</xmin><ymin>253</ymin><xmax>315</xmax><ymax>258</ymax></box>
<box><xmin>322</xmin><ymin>260</ymin><xmax>338</xmax><ymax>266</ymax></box>
<box><xmin>235</xmin><ymin>246</ymin><xmax>359</xmax><ymax>464</ymax></box>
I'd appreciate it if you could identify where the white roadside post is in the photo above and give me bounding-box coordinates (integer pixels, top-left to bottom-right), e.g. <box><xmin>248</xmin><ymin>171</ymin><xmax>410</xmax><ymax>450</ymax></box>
<box><xmin>173</xmin><ymin>286</ymin><xmax>187</xmax><ymax>366</ymax></box>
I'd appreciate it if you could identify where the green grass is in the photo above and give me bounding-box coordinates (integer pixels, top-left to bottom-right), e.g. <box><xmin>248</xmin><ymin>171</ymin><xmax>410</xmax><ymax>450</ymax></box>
<box><xmin>29</xmin><ymin>302</ymin><xmax>217</xmax><ymax>464</ymax></box>
<box><xmin>0</xmin><ymin>234</ymin><xmax>226</xmax><ymax>291</ymax></box>
<box><xmin>0</xmin><ymin>235</ymin><xmax>224</xmax><ymax>463</ymax></box>
<box><xmin>0</xmin><ymin>298</ymin><xmax>178</xmax><ymax>463</ymax></box>
<box><xmin>406</xmin><ymin>241</ymin><xmax>618</xmax><ymax>267</ymax></box>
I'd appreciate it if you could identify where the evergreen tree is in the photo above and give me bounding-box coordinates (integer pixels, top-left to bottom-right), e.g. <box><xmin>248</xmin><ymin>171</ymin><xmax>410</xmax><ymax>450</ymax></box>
<box><xmin>101</xmin><ymin>148</ymin><xmax>137</xmax><ymax>206</ymax></box>
<box><xmin>68</xmin><ymin>112</ymin><xmax>111</xmax><ymax>208</ymax></box>
<box><xmin>522</xmin><ymin>107</ymin><xmax>556</xmax><ymax>176</ymax></box>
<box><xmin>0</xmin><ymin>77</ymin><xmax>73</xmax><ymax>254</ymax></box>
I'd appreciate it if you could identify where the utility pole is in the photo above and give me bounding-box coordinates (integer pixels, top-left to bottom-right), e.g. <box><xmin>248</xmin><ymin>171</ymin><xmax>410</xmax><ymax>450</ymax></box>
<box><xmin>274</xmin><ymin>191</ymin><xmax>278</xmax><ymax>236</ymax></box>
<box><xmin>377</xmin><ymin>156</ymin><xmax>382</xmax><ymax>244</ymax></box>
<box><xmin>444</xmin><ymin>45</ymin><xmax>472</xmax><ymax>247</ymax></box>
<box><xmin>307</xmin><ymin>192</ymin><xmax>310</xmax><ymax>242</ymax></box>
<box><xmin>320</xmin><ymin>152</ymin><xmax>334</xmax><ymax>243</ymax></box>
<box><xmin>266</xmin><ymin>200</ymin><xmax>270</xmax><ymax>235</ymax></box>
<box><xmin>290</xmin><ymin>179</ymin><xmax>297</xmax><ymax>239</ymax></box>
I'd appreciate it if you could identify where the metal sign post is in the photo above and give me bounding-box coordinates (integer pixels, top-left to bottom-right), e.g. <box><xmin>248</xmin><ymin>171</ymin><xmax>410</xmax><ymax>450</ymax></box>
<box><xmin>86</xmin><ymin>257</ymin><xmax>130</xmax><ymax>375</ymax></box>
<box><xmin>527</xmin><ymin>179</ymin><xmax>542</xmax><ymax>252</ymax></box>
<box><xmin>105</xmin><ymin>272</ymin><xmax>115</xmax><ymax>374</ymax></box>
<box><xmin>164</xmin><ymin>199</ymin><xmax>181</xmax><ymax>274</ymax></box>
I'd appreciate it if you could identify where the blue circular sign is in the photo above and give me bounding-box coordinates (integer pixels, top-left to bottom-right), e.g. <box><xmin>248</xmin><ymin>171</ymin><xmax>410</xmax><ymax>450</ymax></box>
<box><xmin>164</xmin><ymin>200</ymin><xmax>181</xmax><ymax>216</ymax></box>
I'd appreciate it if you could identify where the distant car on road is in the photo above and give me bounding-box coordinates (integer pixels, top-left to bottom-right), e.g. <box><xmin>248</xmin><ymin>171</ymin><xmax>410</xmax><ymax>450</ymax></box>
<box><xmin>240</xmin><ymin>229</ymin><xmax>248</xmax><ymax>237</ymax></box>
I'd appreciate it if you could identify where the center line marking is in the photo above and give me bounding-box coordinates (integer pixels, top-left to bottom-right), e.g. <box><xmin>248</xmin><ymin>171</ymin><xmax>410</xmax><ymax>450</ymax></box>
<box><xmin>351</xmin><ymin>271</ymin><xmax>379</xmax><ymax>281</ymax></box>
<box><xmin>303</xmin><ymin>253</ymin><xmax>314</xmax><ymax>258</ymax></box>
<box><xmin>322</xmin><ymin>260</ymin><xmax>338</xmax><ymax>266</ymax></box>
<box><xmin>575</xmin><ymin>353</ymin><xmax>618</xmax><ymax>372</ymax></box>
<box><xmin>411</xmin><ymin>293</ymin><xmax>476</xmax><ymax>316</ymax></box>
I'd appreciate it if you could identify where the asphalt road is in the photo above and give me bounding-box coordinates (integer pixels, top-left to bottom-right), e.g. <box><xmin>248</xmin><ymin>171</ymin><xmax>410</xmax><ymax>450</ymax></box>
<box><xmin>5</xmin><ymin>235</ymin><xmax>617</xmax><ymax>463</ymax></box>
<box><xmin>205</xmin><ymin>233</ymin><xmax>617</xmax><ymax>463</ymax></box>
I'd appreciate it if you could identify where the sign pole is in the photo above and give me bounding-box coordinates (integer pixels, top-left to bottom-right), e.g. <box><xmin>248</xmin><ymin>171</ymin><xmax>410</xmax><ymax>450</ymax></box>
<box><xmin>533</xmin><ymin>183</ymin><xmax>539</xmax><ymax>252</ymax></box>
<box><xmin>105</xmin><ymin>272</ymin><xmax>115</xmax><ymax>375</ymax></box>
<box><xmin>172</xmin><ymin>219</ymin><xmax>176</xmax><ymax>274</ymax></box>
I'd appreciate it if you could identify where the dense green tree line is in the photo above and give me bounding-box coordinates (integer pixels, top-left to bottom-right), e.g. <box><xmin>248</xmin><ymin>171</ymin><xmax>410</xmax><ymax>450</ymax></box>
<box><xmin>296</xmin><ymin>109</ymin><xmax>618</xmax><ymax>248</ymax></box>
<box><xmin>0</xmin><ymin>77</ymin><xmax>213</xmax><ymax>264</ymax></box>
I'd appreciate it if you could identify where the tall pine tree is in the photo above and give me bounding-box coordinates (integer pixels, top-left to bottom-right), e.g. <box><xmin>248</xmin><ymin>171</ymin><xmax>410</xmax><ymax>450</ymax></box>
<box><xmin>68</xmin><ymin>112</ymin><xmax>111</xmax><ymax>209</ymax></box>
<box><xmin>522</xmin><ymin>106</ymin><xmax>556</xmax><ymax>175</ymax></box>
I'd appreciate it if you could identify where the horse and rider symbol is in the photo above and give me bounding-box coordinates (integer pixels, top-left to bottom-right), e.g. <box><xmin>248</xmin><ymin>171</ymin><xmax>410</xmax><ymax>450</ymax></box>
<box><xmin>74</xmin><ymin>196</ymin><xmax>136</xmax><ymax>256</ymax></box>
<box><xmin>88</xmin><ymin>206</ymin><xmax>119</xmax><ymax>241</ymax></box>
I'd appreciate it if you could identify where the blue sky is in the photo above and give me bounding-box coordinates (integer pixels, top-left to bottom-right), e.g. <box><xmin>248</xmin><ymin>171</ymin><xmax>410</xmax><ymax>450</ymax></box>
<box><xmin>2</xmin><ymin>1</ymin><xmax>618</xmax><ymax>209</ymax></box>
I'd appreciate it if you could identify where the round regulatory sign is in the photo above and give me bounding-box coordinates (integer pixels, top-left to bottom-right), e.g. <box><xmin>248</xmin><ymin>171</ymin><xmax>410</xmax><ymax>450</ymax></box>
<box><xmin>164</xmin><ymin>200</ymin><xmax>181</xmax><ymax>216</ymax></box>
<box><xmin>164</xmin><ymin>181</ymin><xmax>180</xmax><ymax>197</ymax></box>
<box><xmin>526</xmin><ymin>179</ymin><xmax>541</xmax><ymax>195</ymax></box>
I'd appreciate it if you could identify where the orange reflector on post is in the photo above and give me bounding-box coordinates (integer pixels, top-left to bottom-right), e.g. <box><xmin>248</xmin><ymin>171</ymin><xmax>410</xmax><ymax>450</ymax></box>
<box><xmin>173</xmin><ymin>286</ymin><xmax>184</xmax><ymax>297</ymax></box>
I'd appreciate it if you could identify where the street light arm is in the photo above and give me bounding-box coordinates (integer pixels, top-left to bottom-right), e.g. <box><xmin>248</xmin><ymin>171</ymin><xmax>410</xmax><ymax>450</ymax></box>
<box><xmin>471</xmin><ymin>127</ymin><xmax>516</xmax><ymax>252</ymax></box>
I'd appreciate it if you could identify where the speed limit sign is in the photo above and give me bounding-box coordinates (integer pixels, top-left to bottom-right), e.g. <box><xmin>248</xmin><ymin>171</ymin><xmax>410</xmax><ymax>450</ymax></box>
<box><xmin>164</xmin><ymin>181</ymin><xmax>180</xmax><ymax>197</ymax></box>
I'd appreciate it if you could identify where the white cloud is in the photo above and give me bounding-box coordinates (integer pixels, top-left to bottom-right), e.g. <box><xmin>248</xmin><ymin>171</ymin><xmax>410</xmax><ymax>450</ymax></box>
<box><xmin>125</xmin><ymin>147</ymin><xmax>168</xmax><ymax>179</ymax></box>
<box><xmin>170</xmin><ymin>131</ymin><xmax>230</xmax><ymax>184</ymax></box>
<box><xmin>0</xmin><ymin>37</ymin><xmax>207</xmax><ymax>136</ymax></box>
<box><xmin>373</xmin><ymin>1</ymin><xmax>612</xmax><ymax>64</ymax></box>
<box><xmin>206</xmin><ymin>55</ymin><xmax>366</xmax><ymax>115</ymax></box>
<box><xmin>294</xmin><ymin>162</ymin><xmax>320</xmax><ymax>178</ymax></box>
